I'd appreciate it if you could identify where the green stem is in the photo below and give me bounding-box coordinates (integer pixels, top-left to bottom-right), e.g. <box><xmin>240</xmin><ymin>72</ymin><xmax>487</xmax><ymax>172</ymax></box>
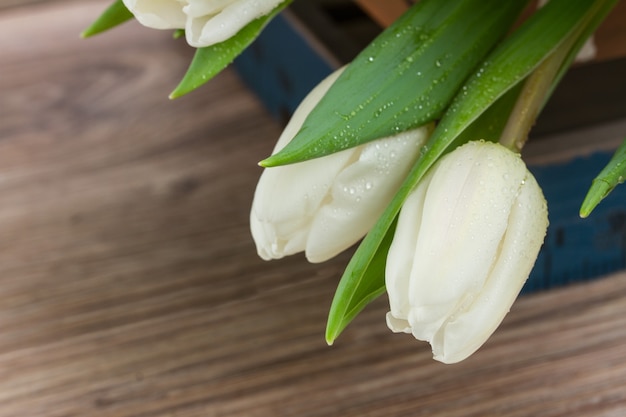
<box><xmin>498</xmin><ymin>0</ymin><xmax>618</xmax><ymax>153</ymax></box>
<box><xmin>499</xmin><ymin>16</ymin><xmax>581</xmax><ymax>152</ymax></box>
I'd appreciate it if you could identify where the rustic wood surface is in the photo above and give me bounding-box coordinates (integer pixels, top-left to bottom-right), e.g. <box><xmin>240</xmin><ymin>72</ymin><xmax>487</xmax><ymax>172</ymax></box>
<box><xmin>2</xmin><ymin>1</ymin><xmax>626</xmax><ymax>416</ymax></box>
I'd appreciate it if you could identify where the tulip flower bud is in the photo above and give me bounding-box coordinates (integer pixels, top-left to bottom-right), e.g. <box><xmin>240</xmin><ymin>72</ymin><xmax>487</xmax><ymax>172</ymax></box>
<box><xmin>122</xmin><ymin>0</ymin><xmax>283</xmax><ymax>47</ymax></box>
<box><xmin>250</xmin><ymin>68</ymin><xmax>431</xmax><ymax>263</ymax></box>
<box><xmin>385</xmin><ymin>140</ymin><xmax>548</xmax><ymax>364</ymax></box>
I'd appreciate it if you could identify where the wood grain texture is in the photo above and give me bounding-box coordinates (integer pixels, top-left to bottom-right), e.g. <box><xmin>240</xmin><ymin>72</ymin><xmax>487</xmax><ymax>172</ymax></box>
<box><xmin>2</xmin><ymin>1</ymin><xmax>626</xmax><ymax>416</ymax></box>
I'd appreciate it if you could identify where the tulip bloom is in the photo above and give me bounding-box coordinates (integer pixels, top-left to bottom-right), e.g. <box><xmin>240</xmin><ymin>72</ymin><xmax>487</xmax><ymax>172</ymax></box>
<box><xmin>122</xmin><ymin>0</ymin><xmax>283</xmax><ymax>47</ymax></box>
<box><xmin>385</xmin><ymin>140</ymin><xmax>548</xmax><ymax>364</ymax></box>
<box><xmin>250</xmin><ymin>68</ymin><xmax>431</xmax><ymax>263</ymax></box>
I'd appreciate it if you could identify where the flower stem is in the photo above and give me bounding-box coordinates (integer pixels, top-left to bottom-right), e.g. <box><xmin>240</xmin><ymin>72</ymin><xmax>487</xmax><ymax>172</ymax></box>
<box><xmin>497</xmin><ymin>0</ymin><xmax>619</xmax><ymax>153</ymax></box>
<box><xmin>499</xmin><ymin>29</ymin><xmax>578</xmax><ymax>153</ymax></box>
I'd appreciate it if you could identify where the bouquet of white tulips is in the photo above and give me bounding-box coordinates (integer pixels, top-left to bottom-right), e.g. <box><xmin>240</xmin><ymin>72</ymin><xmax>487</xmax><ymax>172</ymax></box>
<box><xmin>84</xmin><ymin>0</ymin><xmax>623</xmax><ymax>363</ymax></box>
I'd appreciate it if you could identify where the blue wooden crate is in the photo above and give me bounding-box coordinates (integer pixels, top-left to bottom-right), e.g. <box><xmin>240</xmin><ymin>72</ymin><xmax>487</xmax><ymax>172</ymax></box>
<box><xmin>526</xmin><ymin>153</ymin><xmax>626</xmax><ymax>292</ymax></box>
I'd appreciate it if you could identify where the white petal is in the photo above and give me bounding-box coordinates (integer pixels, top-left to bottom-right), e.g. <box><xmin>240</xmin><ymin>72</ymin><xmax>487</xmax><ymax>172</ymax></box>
<box><xmin>123</xmin><ymin>0</ymin><xmax>186</xmax><ymax>29</ymax></box>
<box><xmin>250</xmin><ymin>148</ymin><xmax>354</xmax><ymax>260</ymax></box>
<box><xmin>250</xmin><ymin>68</ymin><xmax>347</xmax><ymax>260</ymax></box>
<box><xmin>185</xmin><ymin>0</ymin><xmax>283</xmax><ymax>47</ymax></box>
<box><xmin>407</xmin><ymin>142</ymin><xmax>527</xmax><ymax>342</ymax></box>
<box><xmin>386</xmin><ymin>312</ymin><xmax>412</xmax><ymax>334</ymax></box>
<box><xmin>384</xmin><ymin>141</ymin><xmax>549</xmax><ymax>363</ymax></box>
<box><xmin>385</xmin><ymin>164</ymin><xmax>434</xmax><ymax>327</ymax></box>
<box><xmin>305</xmin><ymin>127</ymin><xmax>429</xmax><ymax>262</ymax></box>
<box><xmin>184</xmin><ymin>0</ymin><xmax>233</xmax><ymax>18</ymax></box>
<box><xmin>251</xmin><ymin>64</ymin><xmax>429</xmax><ymax>263</ymax></box>
<box><xmin>432</xmin><ymin>171</ymin><xmax>548</xmax><ymax>363</ymax></box>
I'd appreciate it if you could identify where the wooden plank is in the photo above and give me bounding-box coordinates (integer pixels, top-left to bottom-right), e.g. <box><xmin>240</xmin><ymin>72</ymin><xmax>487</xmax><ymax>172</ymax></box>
<box><xmin>2</xmin><ymin>1</ymin><xmax>626</xmax><ymax>416</ymax></box>
<box><xmin>0</xmin><ymin>0</ymin><xmax>58</xmax><ymax>10</ymax></box>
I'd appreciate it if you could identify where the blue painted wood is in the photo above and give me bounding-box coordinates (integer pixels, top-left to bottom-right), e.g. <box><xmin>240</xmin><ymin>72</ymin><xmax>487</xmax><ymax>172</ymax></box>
<box><xmin>526</xmin><ymin>152</ymin><xmax>626</xmax><ymax>292</ymax></box>
<box><xmin>233</xmin><ymin>13</ymin><xmax>334</xmax><ymax>123</ymax></box>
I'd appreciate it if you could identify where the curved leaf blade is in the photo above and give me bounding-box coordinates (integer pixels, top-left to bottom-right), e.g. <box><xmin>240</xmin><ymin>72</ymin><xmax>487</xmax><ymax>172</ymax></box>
<box><xmin>170</xmin><ymin>0</ymin><xmax>291</xmax><ymax>99</ymax></box>
<box><xmin>580</xmin><ymin>137</ymin><xmax>626</xmax><ymax>218</ymax></box>
<box><xmin>261</xmin><ymin>0</ymin><xmax>530</xmax><ymax>167</ymax></box>
<box><xmin>81</xmin><ymin>0</ymin><xmax>133</xmax><ymax>38</ymax></box>
<box><xmin>431</xmin><ymin>0</ymin><xmax>611</xmax><ymax>155</ymax></box>
<box><xmin>325</xmin><ymin>217</ymin><xmax>397</xmax><ymax>345</ymax></box>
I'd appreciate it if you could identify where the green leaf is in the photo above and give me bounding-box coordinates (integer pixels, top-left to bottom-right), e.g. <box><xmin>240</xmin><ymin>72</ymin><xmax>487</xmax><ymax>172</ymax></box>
<box><xmin>325</xmin><ymin>0</ymin><xmax>611</xmax><ymax>344</ymax></box>
<box><xmin>81</xmin><ymin>0</ymin><xmax>133</xmax><ymax>38</ymax></box>
<box><xmin>452</xmin><ymin>82</ymin><xmax>525</xmax><ymax>148</ymax></box>
<box><xmin>325</xmin><ymin>218</ymin><xmax>397</xmax><ymax>345</ymax></box>
<box><xmin>580</xmin><ymin>138</ymin><xmax>626</xmax><ymax>218</ymax></box>
<box><xmin>169</xmin><ymin>0</ymin><xmax>291</xmax><ymax>99</ymax></box>
<box><xmin>261</xmin><ymin>0</ymin><xmax>530</xmax><ymax>167</ymax></box>
<box><xmin>431</xmin><ymin>0</ymin><xmax>609</xmax><ymax>157</ymax></box>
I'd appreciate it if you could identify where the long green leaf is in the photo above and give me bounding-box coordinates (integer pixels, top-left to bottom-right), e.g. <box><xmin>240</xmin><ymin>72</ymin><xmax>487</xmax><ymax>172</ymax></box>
<box><xmin>81</xmin><ymin>0</ymin><xmax>133</xmax><ymax>38</ymax></box>
<box><xmin>453</xmin><ymin>82</ymin><xmax>525</xmax><ymax>147</ymax></box>
<box><xmin>580</xmin><ymin>138</ymin><xmax>626</xmax><ymax>218</ymax></box>
<box><xmin>325</xmin><ymin>0</ymin><xmax>610</xmax><ymax>344</ymax></box>
<box><xmin>326</xmin><ymin>219</ymin><xmax>397</xmax><ymax>344</ymax></box>
<box><xmin>261</xmin><ymin>0</ymin><xmax>530</xmax><ymax>167</ymax></box>
<box><xmin>170</xmin><ymin>0</ymin><xmax>291</xmax><ymax>99</ymax></box>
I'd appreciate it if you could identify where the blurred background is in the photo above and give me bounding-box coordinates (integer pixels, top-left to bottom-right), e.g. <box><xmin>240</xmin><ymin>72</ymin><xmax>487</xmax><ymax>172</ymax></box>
<box><xmin>1</xmin><ymin>1</ymin><xmax>626</xmax><ymax>416</ymax></box>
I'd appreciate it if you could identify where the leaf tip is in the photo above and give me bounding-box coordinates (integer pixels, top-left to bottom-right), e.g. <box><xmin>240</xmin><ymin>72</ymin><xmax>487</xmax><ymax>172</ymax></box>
<box><xmin>325</xmin><ymin>329</ymin><xmax>337</xmax><ymax>346</ymax></box>
<box><xmin>258</xmin><ymin>156</ymin><xmax>276</xmax><ymax>168</ymax></box>
<box><xmin>169</xmin><ymin>83</ymin><xmax>190</xmax><ymax>99</ymax></box>
<box><xmin>80</xmin><ymin>25</ymin><xmax>98</xmax><ymax>38</ymax></box>
<box><xmin>580</xmin><ymin>180</ymin><xmax>612</xmax><ymax>219</ymax></box>
<box><xmin>259</xmin><ymin>150</ymin><xmax>300</xmax><ymax>167</ymax></box>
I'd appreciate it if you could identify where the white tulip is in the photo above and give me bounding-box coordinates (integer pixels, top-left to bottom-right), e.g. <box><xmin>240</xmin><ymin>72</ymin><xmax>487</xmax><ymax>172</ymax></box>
<box><xmin>385</xmin><ymin>140</ymin><xmax>548</xmax><ymax>364</ymax></box>
<box><xmin>250</xmin><ymin>68</ymin><xmax>431</xmax><ymax>263</ymax></box>
<box><xmin>122</xmin><ymin>0</ymin><xmax>283</xmax><ymax>47</ymax></box>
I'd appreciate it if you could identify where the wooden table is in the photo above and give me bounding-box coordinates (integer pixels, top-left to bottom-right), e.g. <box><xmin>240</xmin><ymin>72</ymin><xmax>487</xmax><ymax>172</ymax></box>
<box><xmin>2</xmin><ymin>1</ymin><xmax>626</xmax><ymax>416</ymax></box>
